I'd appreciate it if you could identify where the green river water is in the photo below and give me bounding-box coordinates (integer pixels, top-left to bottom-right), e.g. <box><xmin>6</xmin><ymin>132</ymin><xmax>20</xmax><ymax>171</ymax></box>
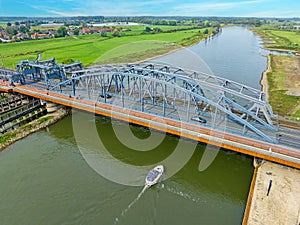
<box><xmin>0</xmin><ymin>113</ymin><xmax>253</xmax><ymax>225</ymax></box>
<box><xmin>0</xmin><ymin>26</ymin><xmax>270</xmax><ymax>225</ymax></box>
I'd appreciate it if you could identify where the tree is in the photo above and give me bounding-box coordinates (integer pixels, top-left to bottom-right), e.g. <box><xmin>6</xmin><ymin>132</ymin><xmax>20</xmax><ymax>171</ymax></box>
<box><xmin>144</xmin><ymin>26</ymin><xmax>152</xmax><ymax>32</ymax></box>
<box><xmin>55</xmin><ymin>26</ymin><xmax>67</xmax><ymax>37</ymax></box>
<box><xmin>19</xmin><ymin>26</ymin><xmax>29</xmax><ymax>34</ymax></box>
<box><xmin>169</xmin><ymin>20</ymin><xmax>177</xmax><ymax>26</ymax></box>
<box><xmin>153</xmin><ymin>27</ymin><xmax>162</xmax><ymax>33</ymax></box>
<box><xmin>100</xmin><ymin>30</ymin><xmax>107</xmax><ymax>37</ymax></box>
<box><xmin>74</xmin><ymin>28</ymin><xmax>80</xmax><ymax>36</ymax></box>
<box><xmin>254</xmin><ymin>19</ymin><xmax>262</xmax><ymax>27</ymax></box>
<box><xmin>112</xmin><ymin>30</ymin><xmax>120</xmax><ymax>37</ymax></box>
<box><xmin>5</xmin><ymin>26</ymin><xmax>17</xmax><ymax>36</ymax></box>
<box><xmin>7</xmin><ymin>22</ymin><xmax>12</xmax><ymax>27</ymax></box>
<box><xmin>62</xmin><ymin>58</ymin><xmax>74</xmax><ymax>64</ymax></box>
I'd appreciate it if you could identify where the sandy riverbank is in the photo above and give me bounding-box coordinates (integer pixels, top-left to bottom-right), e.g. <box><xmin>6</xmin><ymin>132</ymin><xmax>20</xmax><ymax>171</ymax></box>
<box><xmin>0</xmin><ymin>108</ymin><xmax>70</xmax><ymax>152</ymax></box>
<box><xmin>260</xmin><ymin>55</ymin><xmax>271</xmax><ymax>100</ymax></box>
<box><xmin>244</xmin><ymin>161</ymin><xmax>300</xmax><ymax>225</ymax></box>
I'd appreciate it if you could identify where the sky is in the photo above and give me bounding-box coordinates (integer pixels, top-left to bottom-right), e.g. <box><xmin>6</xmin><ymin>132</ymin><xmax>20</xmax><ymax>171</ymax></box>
<box><xmin>0</xmin><ymin>0</ymin><xmax>299</xmax><ymax>18</ymax></box>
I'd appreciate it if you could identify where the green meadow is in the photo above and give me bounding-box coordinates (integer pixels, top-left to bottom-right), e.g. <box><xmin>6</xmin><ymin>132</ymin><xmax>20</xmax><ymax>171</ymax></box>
<box><xmin>252</xmin><ymin>27</ymin><xmax>300</xmax><ymax>119</ymax></box>
<box><xmin>270</xmin><ymin>30</ymin><xmax>300</xmax><ymax>43</ymax></box>
<box><xmin>267</xmin><ymin>55</ymin><xmax>300</xmax><ymax>119</ymax></box>
<box><xmin>254</xmin><ymin>28</ymin><xmax>300</xmax><ymax>51</ymax></box>
<box><xmin>0</xmin><ymin>27</ymin><xmax>211</xmax><ymax>68</ymax></box>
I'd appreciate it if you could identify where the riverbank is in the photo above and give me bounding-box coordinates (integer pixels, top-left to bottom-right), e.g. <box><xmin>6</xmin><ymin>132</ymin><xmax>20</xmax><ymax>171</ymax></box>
<box><xmin>242</xmin><ymin>160</ymin><xmax>259</xmax><ymax>225</ymax></box>
<box><xmin>0</xmin><ymin>108</ymin><xmax>70</xmax><ymax>152</ymax></box>
<box><xmin>138</xmin><ymin>29</ymin><xmax>220</xmax><ymax>64</ymax></box>
<box><xmin>260</xmin><ymin>55</ymin><xmax>270</xmax><ymax>100</ymax></box>
<box><xmin>0</xmin><ymin>28</ymin><xmax>219</xmax><ymax>151</ymax></box>
<box><xmin>255</xmin><ymin>28</ymin><xmax>300</xmax><ymax>120</ymax></box>
<box><xmin>243</xmin><ymin>161</ymin><xmax>300</xmax><ymax>225</ymax></box>
<box><xmin>262</xmin><ymin>54</ymin><xmax>300</xmax><ymax>119</ymax></box>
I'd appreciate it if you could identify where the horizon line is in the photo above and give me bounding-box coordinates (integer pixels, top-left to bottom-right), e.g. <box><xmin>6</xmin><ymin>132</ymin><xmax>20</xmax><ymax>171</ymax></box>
<box><xmin>0</xmin><ymin>15</ymin><xmax>299</xmax><ymax>19</ymax></box>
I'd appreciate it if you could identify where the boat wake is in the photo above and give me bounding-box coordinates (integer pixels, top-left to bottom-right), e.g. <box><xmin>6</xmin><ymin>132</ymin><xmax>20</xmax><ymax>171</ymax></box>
<box><xmin>159</xmin><ymin>184</ymin><xmax>206</xmax><ymax>204</ymax></box>
<box><xmin>114</xmin><ymin>185</ymin><xmax>148</xmax><ymax>224</ymax></box>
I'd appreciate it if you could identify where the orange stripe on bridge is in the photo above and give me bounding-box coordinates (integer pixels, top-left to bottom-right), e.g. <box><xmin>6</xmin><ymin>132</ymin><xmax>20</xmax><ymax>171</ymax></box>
<box><xmin>2</xmin><ymin>82</ymin><xmax>300</xmax><ymax>169</ymax></box>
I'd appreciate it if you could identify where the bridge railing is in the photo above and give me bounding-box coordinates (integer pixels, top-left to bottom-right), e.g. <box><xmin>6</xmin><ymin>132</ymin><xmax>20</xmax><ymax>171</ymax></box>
<box><xmin>0</xmin><ymin>60</ymin><xmax>279</xmax><ymax>143</ymax></box>
<box><xmin>50</xmin><ymin>66</ymin><xmax>277</xmax><ymax>143</ymax></box>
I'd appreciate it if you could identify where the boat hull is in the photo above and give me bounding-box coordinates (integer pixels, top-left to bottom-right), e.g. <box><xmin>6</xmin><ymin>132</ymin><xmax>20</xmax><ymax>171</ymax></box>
<box><xmin>145</xmin><ymin>165</ymin><xmax>164</xmax><ymax>187</ymax></box>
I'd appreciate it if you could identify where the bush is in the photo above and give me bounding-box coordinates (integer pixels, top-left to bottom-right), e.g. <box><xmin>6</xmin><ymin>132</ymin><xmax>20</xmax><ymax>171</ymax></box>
<box><xmin>101</xmin><ymin>30</ymin><xmax>107</xmax><ymax>37</ymax></box>
<box><xmin>38</xmin><ymin>116</ymin><xmax>54</xmax><ymax>124</ymax></box>
<box><xmin>0</xmin><ymin>133</ymin><xmax>16</xmax><ymax>144</ymax></box>
<box><xmin>62</xmin><ymin>58</ymin><xmax>75</xmax><ymax>64</ymax></box>
<box><xmin>112</xmin><ymin>31</ymin><xmax>121</xmax><ymax>37</ymax></box>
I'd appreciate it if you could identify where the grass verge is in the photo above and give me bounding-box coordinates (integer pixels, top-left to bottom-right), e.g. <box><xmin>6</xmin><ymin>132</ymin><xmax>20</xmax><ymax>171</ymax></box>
<box><xmin>267</xmin><ymin>55</ymin><xmax>300</xmax><ymax>119</ymax></box>
<box><xmin>252</xmin><ymin>27</ymin><xmax>300</xmax><ymax>120</ymax></box>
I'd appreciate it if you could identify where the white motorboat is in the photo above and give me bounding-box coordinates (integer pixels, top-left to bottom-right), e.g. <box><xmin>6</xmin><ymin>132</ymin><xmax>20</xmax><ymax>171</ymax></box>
<box><xmin>145</xmin><ymin>165</ymin><xmax>164</xmax><ymax>187</ymax></box>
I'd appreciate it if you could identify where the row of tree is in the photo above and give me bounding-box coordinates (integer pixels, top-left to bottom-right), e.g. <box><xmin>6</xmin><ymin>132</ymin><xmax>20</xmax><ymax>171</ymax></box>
<box><xmin>3</xmin><ymin>23</ymin><xmax>69</xmax><ymax>38</ymax></box>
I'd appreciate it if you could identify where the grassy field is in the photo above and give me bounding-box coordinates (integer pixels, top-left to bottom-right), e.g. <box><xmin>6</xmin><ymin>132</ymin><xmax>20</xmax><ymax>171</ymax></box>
<box><xmin>269</xmin><ymin>30</ymin><xmax>300</xmax><ymax>47</ymax></box>
<box><xmin>0</xmin><ymin>22</ymin><xmax>7</xmax><ymax>27</ymax></box>
<box><xmin>252</xmin><ymin>27</ymin><xmax>300</xmax><ymax>120</ymax></box>
<box><xmin>267</xmin><ymin>55</ymin><xmax>300</xmax><ymax>119</ymax></box>
<box><xmin>1</xmin><ymin>27</ymin><xmax>211</xmax><ymax>68</ymax></box>
<box><xmin>253</xmin><ymin>28</ymin><xmax>300</xmax><ymax>51</ymax></box>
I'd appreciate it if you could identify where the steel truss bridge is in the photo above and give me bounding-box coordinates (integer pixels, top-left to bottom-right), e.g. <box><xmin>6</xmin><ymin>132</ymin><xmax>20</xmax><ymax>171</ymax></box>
<box><xmin>2</xmin><ymin>57</ymin><xmax>300</xmax><ymax>168</ymax></box>
<box><xmin>0</xmin><ymin>57</ymin><xmax>82</xmax><ymax>86</ymax></box>
<box><xmin>1</xmin><ymin>58</ymin><xmax>278</xmax><ymax>143</ymax></box>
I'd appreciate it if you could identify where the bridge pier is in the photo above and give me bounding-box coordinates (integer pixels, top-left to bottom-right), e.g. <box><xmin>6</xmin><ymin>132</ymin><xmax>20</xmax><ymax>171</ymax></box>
<box><xmin>0</xmin><ymin>93</ymin><xmax>47</xmax><ymax>134</ymax></box>
<box><xmin>45</xmin><ymin>102</ymin><xmax>64</xmax><ymax>113</ymax></box>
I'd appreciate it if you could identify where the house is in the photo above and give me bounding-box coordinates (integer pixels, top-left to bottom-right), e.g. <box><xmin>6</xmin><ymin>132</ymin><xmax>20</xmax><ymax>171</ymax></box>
<box><xmin>81</xmin><ymin>27</ymin><xmax>116</xmax><ymax>35</ymax></box>
<box><xmin>31</xmin><ymin>33</ymin><xmax>47</xmax><ymax>39</ymax></box>
<box><xmin>294</xmin><ymin>25</ymin><xmax>300</xmax><ymax>30</ymax></box>
<box><xmin>0</xmin><ymin>38</ymin><xmax>11</xmax><ymax>43</ymax></box>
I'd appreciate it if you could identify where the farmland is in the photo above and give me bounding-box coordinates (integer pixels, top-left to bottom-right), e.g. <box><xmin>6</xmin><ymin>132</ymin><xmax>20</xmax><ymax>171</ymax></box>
<box><xmin>267</xmin><ymin>55</ymin><xmax>300</xmax><ymax>119</ymax></box>
<box><xmin>0</xmin><ymin>26</ymin><xmax>212</xmax><ymax>68</ymax></box>
<box><xmin>253</xmin><ymin>28</ymin><xmax>300</xmax><ymax>52</ymax></box>
<box><xmin>253</xmin><ymin>27</ymin><xmax>300</xmax><ymax>119</ymax></box>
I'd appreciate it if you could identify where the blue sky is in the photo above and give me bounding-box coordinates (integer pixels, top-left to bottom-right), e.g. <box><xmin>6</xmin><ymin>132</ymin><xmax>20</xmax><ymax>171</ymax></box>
<box><xmin>0</xmin><ymin>0</ymin><xmax>299</xmax><ymax>17</ymax></box>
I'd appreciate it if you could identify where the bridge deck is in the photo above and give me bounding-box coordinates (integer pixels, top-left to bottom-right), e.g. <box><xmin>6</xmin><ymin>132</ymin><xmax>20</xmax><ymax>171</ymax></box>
<box><xmin>1</xmin><ymin>80</ymin><xmax>299</xmax><ymax>169</ymax></box>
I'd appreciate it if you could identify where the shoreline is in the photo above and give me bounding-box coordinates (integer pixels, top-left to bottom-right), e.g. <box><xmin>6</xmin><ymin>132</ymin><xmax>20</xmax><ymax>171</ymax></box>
<box><xmin>244</xmin><ymin>161</ymin><xmax>300</xmax><ymax>225</ymax></box>
<box><xmin>0</xmin><ymin>32</ymin><xmax>211</xmax><ymax>152</ymax></box>
<box><xmin>263</xmin><ymin>47</ymin><xmax>297</xmax><ymax>53</ymax></box>
<box><xmin>138</xmin><ymin>31</ymin><xmax>216</xmax><ymax>64</ymax></box>
<box><xmin>260</xmin><ymin>54</ymin><xmax>271</xmax><ymax>100</ymax></box>
<box><xmin>258</xmin><ymin>32</ymin><xmax>300</xmax><ymax>120</ymax></box>
<box><xmin>242</xmin><ymin>160</ymin><xmax>260</xmax><ymax>225</ymax></box>
<box><xmin>0</xmin><ymin>108</ymin><xmax>70</xmax><ymax>152</ymax></box>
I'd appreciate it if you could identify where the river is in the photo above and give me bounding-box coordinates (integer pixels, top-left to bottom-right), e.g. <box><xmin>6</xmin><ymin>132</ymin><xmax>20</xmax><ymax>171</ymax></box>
<box><xmin>153</xmin><ymin>26</ymin><xmax>269</xmax><ymax>89</ymax></box>
<box><xmin>0</xmin><ymin>26</ymin><xmax>267</xmax><ymax>225</ymax></box>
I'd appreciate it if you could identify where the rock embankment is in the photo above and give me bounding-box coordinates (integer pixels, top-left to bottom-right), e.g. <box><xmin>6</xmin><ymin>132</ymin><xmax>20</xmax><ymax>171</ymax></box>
<box><xmin>0</xmin><ymin>108</ymin><xmax>69</xmax><ymax>152</ymax></box>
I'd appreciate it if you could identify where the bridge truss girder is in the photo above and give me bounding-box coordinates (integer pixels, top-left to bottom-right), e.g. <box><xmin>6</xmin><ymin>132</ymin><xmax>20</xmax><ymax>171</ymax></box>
<box><xmin>16</xmin><ymin>59</ymin><xmax>66</xmax><ymax>87</ymax></box>
<box><xmin>50</xmin><ymin>64</ymin><xmax>278</xmax><ymax>143</ymax></box>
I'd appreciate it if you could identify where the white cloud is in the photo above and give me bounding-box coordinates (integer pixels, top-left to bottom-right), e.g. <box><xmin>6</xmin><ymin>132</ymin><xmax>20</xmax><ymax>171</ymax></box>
<box><xmin>247</xmin><ymin>9</ymin><xmax>300</xmax><ymax>18</ymax></box>
<box><xmin>180</xmin><ymin>0</ymin><xmax>267</xmax><ymax>9</ymax></box>
<box><xmin>170</xmin><ymin>0</ymin><xmax>270</xmax><ymax>16</ymax></box>
<box><xmin>17</xmin><ymin>0</ymin><xmax>300</xmax><ymax>17</ymax></box>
